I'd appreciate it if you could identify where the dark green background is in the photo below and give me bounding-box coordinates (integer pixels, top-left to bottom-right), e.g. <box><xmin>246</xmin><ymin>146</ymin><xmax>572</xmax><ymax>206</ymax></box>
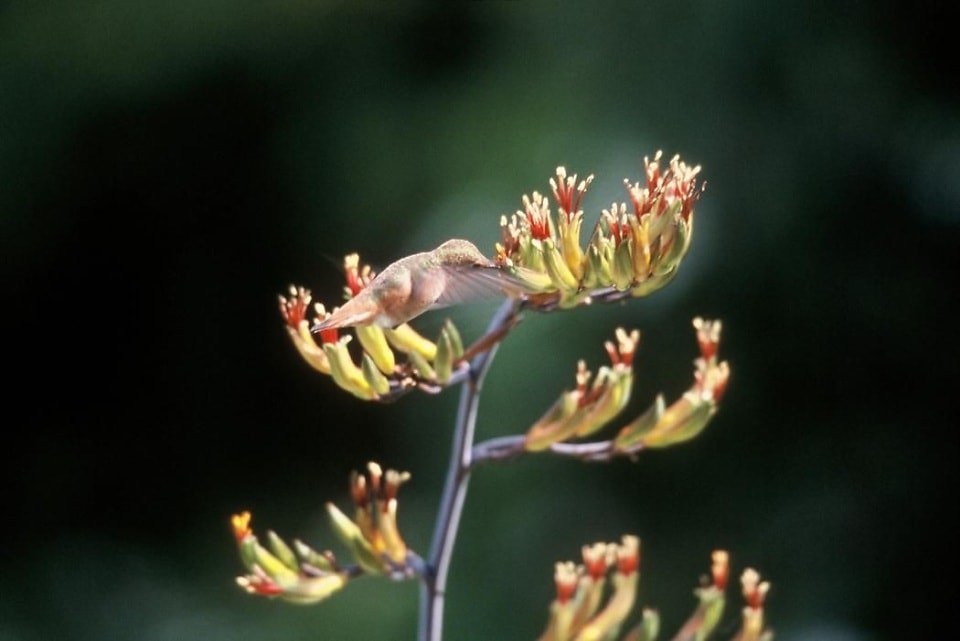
<box><xmin>2</xmin><ymin>2</ymin><xmax>956</xmax><ymax>640</ymax></box>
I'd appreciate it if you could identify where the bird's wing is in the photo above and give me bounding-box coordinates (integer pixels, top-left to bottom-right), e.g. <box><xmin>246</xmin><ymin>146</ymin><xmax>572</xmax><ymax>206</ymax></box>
<box><xmin>431</xmin><ymin>264</ymin><xmax>539</xmax><ymax>308</ymax></box>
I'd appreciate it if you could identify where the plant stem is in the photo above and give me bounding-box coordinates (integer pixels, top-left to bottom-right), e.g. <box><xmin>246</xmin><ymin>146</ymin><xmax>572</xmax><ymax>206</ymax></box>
<box><xmin>418</xmin><ymin>299</ymin><xmax>520</xmax><ymax>641</ymax></box>
<box><xmin>470</xmin><ymin>435</ymin><xmax>644</xmax><ymax>465</ymax></box>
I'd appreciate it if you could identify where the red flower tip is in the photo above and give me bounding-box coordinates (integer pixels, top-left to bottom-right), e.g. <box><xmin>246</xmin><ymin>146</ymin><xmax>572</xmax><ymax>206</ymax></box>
<box><xmin>693</xmin><ymin>317</ymin><xmax>721</xmax><ymax>362</ymax></box>
<box><xmin>615</xmin><ymin>535</ymin><xmax>640</xmax><ymax>576</ymax></box>
<box><xmin>549</xmin><ymin>166</ymin><xmax>593</xmax><ymax>219</ymax></box>
<box><xmin>601</xmin><ymin>206</ymin><xmax>630</xmax><ymax>246</ymax></box>
<box><xmin>349</xmin><ymin>470</ymin><xmax>370</xmax><ymax>508</ymax></box>
<box><xmin>628</xmin><ymin>152</ymin><xmax>703</xmax><ymax>221</ymax></box>
<box><xmin>604</xmin><ymin>340</ymin><xmax>620</xmax><ymax>366</ymax></box>
<box><xmin>582</xmin><ymin>543</ymin><xmax>610</xmax><ymax>580</ymax></box>
<box><xmin>711</xmin><ymin>550</ymin><xmax>730</xmax><ymax>591</ymax></box>
<box><xmin>237</xmin><ymin>571</ymin><xmax>285</xmax><ymax>597</ymax></box>
<box><xmin>644</xmin><ymin>151</ymin><xmax>663</xmax><ymax>194</ymax></box>
<box><xmin>607</xmin><ymin>328</ymin><xmax>639</xmax><ymax>369</ymax></box>
<box><xmin>342</xmin><ymin>254</ymin><xmax>374</xmax><ymax>298</ymax></box>
<box><xmin>279</xmin><ymin>286</ymin><xmax>312</xmax><ymax>329</ymax></box>
<box><xmin>311</xmin><ymin>304</ymin><xmax>340</xmax><ymax>345</ymax></box>
<box><xmin>522</xmin><ymin>193</ymin><xmax>552</xmax><ymax>241</ymax></box>
<box><xmin>741</xmin><ymin>568</ymin><xmax>769</xmax><ymax>609</ymax></box>
<box><xmin>554</xmin><ymin>562</ymin><xmax>579</xmax><ymax>604</ymax></box>
<box><xmin>349</xmin><ymin>463</ymin><xmax>411</xmax><ymax>511</ymax></box>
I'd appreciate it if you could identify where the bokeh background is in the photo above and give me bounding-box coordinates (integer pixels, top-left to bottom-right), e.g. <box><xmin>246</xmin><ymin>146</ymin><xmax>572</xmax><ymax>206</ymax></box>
<box><xmin>2</xmin><ymin>2</ymin><xmax>956</xmax><ymax>640</ymax></box>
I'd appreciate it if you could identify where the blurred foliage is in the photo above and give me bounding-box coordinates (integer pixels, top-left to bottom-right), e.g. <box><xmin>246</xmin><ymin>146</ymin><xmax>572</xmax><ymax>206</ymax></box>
<box><xmin>1</xmin><ymin>1</ymin><xmax>957</xmax><ymax>640</ymax></box>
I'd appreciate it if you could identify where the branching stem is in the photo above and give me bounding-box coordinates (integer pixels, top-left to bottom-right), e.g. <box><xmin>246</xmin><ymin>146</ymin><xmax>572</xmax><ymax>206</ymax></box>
<box><xmin>469</xmin><ymin>435</ymin><xmax>644</xmax><ymax>467</ymax></box>
<box><xmin>418</xmin><ymin>298</ymin><xmax>521</xmax><ymax>641</ymax></box>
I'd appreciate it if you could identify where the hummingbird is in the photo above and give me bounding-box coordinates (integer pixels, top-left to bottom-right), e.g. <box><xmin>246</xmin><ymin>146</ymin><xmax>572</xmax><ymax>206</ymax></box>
<box><xmin>311</xmin><ymin>239</ymin><xmax>533</xmax><ymax>331</ymax></box>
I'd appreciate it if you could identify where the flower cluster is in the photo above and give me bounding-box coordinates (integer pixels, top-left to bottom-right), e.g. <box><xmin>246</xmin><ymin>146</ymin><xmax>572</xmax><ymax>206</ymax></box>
<box><xmin>231</xmin><ymin>511</ymin><xmax>351</xmax><ymax>604</ymax></box>
<box><xmin>538</xmin><ymin>536</ymin><xmax>648</xmax><ymax>641</ymax></box>
<box><xmin>328</xmin><ymin>461</ymin><xmax>415</xmax><ymax>578</ymax></box>
<box><xmin>279</xmin><ymin>152</ymin><xmax>702</xmax><ymax>401</ymax></box>
<box><xmin>279</xmin><ymin>268</ymin><xmax>467</xmax><ymax>401</ymax></box>
<box><xmin>538</xmin><ymin>544</ymin><xmax>771</xmax><ymax>641</ymax></box>
<box><xmin>497</xmin><ymin>152</ymin><xmax>704</xmax><ymax>309</ymax></box>
<box><xmin>523</xmin><ymin>317</ymin><xmax>729</xmax><ymax>455</ymax></box>
<box><xmin>525</xmin><ymin>327</ymin><xmax>639</xmax><ymax>451</ymax></box>
<box><xmin>231</xmin><ymin>463</ymin><xmax>419</xmax><ymax>604</ymax></box>
<box><xmin>612</xmin><ymin>317</ymin><xmax>729</xmax><ymax>452</ymax></box>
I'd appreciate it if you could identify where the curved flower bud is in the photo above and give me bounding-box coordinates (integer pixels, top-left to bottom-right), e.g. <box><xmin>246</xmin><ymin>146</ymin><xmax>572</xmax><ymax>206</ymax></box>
<box><xmin>736</xmin><ymin>568</ymin><xmax>771</xmax><ymax>641</ymax></box>
<box><xmin>266</xmin><ymin>529</ymin><xmax>299</xmax><ymax>572</ymax></box>
<box><xmin>572</xmin><ymin>543</ymin><xmax>612</xmax><ymax>631</ymax></box>
<box><xmin>329</xmin><ymin>462</ymin><xmax>414</xmax><ymax>575</ymax></box>
<box><xmin>231</xmin><ymin>511</ymin><xmax>350</xmax><ymax>605</ymax></box>
<box><xmin>500</xmin><ymin>261</ymin><xmax>556</xmax><ymax>293</ymax></box>
<box><xmin>433</xmin><ymin>327</ymin><xmax>456</xmax><ymax>384</ymax></box>
<box><xmin>541</xmin><ymin>237</ymin><xmax>582</xmax><ymax>295</ymax></box>
<box><xmin>614</xmin><ymin>318</ymin><xmax>728</xmax><ymax>452</ymax></box>
<box><xmin>442</xmin><ymin>318</ymin><xmax>464</xmax><ymax>360</ymax></box>
<box><xmin>538</xmin><ymin>561</ymin><xmax>580</xmax><ymax>641</ymax></box>
<box><xmin>355</xmin><ymin>325</ymin><xmax>396</xmax><ymax>374</ymax></box>
<box><xmin>323</xmin><ymin>336</ymin><xmax>379</xmax><ymax>400</ymax></box>
<box><xmin>523</xmin><ymin>382</ymin><xmax>584</xmax><ymax>452</ymax></box>
<box><xmin>598</xmin><ymin>204</ymin><xmax>635</xmax><ymax>292</ymax></box>
<box><xmin>581</xmin><ymin>242</ymin><xmax>614</xmax><ymax>291</ymax></box>
<box><xmin>550</xmin><ymin>166</ymin><xmax>593</xmax><ymax>280</ymax></box>
<box><xmin>537</xmin><ymin>536</ymin><xmax>642</xmax><ymax>641</ymax></box>
<box><xmin>621</xmin><ymin>609</ymin><xmax>659</xmax><ymax>641</ymax></box>
<box><xmin>383</xmin><ymin>323</ymin><xmax>438</xmax><ymax>361</ymax></box>
<box><xmin>326</xmin><ymin>501</ymin><xmax>385</xmax><ymax>576</ymax></box>
<box><xmin>525</xmin><ymin>329</ymin><xmax>639</xmax><ymax>451</ymax></box>
<box><xmin>293</xmin><ymin>539</ymin><xmax>336</xmax><ymax>573</ymax></box>
<box><xmin>575</xmin><ymin>536</ymin><xmax>640</xmax><ymax>641</ymax></box>
<box><xmin>278</xmin><ymin>287</ymin><xmax>334</xmax><ymax>375</ymax></box>
<box><xmin>673</xmin><ymin>550</ymin><xmax>729</xmax><ymax>641</ymax></box>
<box><xmin>405</xmin><ymin>349</ymin><xmax>436</xmax><ymax>381</ymax></box>
<box><xmin>360</xmin><ymin>353</ymin><xmax>392</xmax><ymax>396</ymax></box>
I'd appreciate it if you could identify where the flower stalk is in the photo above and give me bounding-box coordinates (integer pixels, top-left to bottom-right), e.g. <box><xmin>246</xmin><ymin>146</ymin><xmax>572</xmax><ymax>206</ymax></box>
<box><xmin>231</xmin><ymin>153</ymin><xmax>772</xmax><ymax>641</ymax></box>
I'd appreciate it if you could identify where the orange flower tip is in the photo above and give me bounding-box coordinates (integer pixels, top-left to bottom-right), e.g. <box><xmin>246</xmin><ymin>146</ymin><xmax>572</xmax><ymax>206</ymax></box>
<box><xmin>711</xmin><ymin>550</ymin><xmax>730</xmax><ymax>590</ymax></box>
<box><xmin>231</xmin><ymin>511</ymin><xmax>253</xmax><ymax>542</ymax></box>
